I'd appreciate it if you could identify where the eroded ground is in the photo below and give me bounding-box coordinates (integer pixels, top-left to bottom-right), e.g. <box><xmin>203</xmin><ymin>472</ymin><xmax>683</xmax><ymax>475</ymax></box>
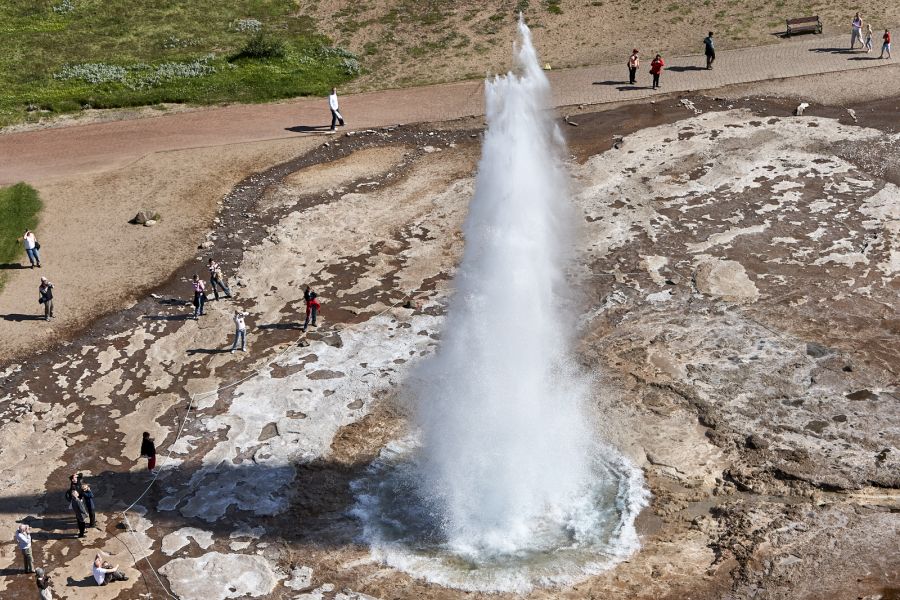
<box><xmin>0</xmin><ymin>97</ymin><xmax>897</xmax><ymax>600</ymax></box>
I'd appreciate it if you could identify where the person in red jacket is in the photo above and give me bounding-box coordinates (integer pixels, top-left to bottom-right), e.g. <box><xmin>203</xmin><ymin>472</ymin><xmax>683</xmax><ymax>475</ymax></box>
<box><xmin>303</xmin><ymin>286</ymin><xmax>321</xmax><ymax>332</ymax></box>
<box><xmin>650</xmin><ymin>54</ymin><xmax>665</xmax><ymax>89</ymax></box>
<box><xmin>880</xmin><ymin>29</ymin><xmax>892</xmax><ymax>59</ymax></box>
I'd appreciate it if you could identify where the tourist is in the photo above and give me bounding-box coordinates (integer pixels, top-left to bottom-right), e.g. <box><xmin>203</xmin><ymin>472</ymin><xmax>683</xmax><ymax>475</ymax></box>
<box><xmin>231</xmin><ymin>309</ymin><xmax>249</xmax><ymax>353</ymax></box>
<box><xmin>35</xmin><ymin>567</ymin><xmax>53</xmax><ymax>600</ymax></box>
<box><xmin>69</xmin><ymin>490</ymin><xmax>88</xmax><ymax>538</ymax></box>
<box><xmin>38</xmin><ymin>277</ymin><xmax>54</xmax><ymax>321</ymax></box>
<box><xmin>851</xmin><ymin>13</ymin><xmax>863</xmax><ymax>49</ymax></box>
<box><xmin>64</xmin><ymin>473</ymin><xmax>82</xmax><ymax>506</ymax></box>
<box><xmin>208</xmin><ymin>258</ymin><xmax>232</xmax><ymax>300</ymax></box>
<box><xmin>627</xmin><ymin>49</ymin><xmax>640</xmax><ymax>84</ymax></box>
<box><xmin>303</xmin><ymin>286</ymin><xmax>320</xmax><ymax>332</ymax></box>
<box><xmin>328</xmin><ymin>87</ymin><xmax>345</xmax><ymax>132</ymax></box>
<box><xmin>650</xmin><ymin>54</ymin><xmax>665</xmax><ymax>89</ymax></box>
<box><xmin>864</xmin><ymin>24</ymin><xmax>874</xmax><ymax>52</ymax></box>
<box><xmin>140</xmin><ymin>432</ymin><xmax>158</xmax><ymax>474</ymax></box>
<box><xmin>80</xmin><ymin>483</ymin><xmax>96</xmax><ymax>528</ymax></box>
<box><xmin>191</xmin><ymin>274</ymin><xmax>207</xmax><ymax>318</ymax></box>
<box><xmin>704</xmin><ymin>32</ymin><xmax>715</xmax><ymax>69</ymax></box>
<box><xmin>21</xmin><ymin>230</ymin><xmax>41</xmax><ymax>268</ymax></box>
<box><xmin>91</xmin><ymin>553</ymin><xmax>128</xmax><ymax>586</ymax></box>
<box><xmin>881</xmin><ymin>29</ymin><xmax>892</xmax><ymax>58</ymax></box>
<box><xmin>14</xmin><ymin>524</ymin><xmax>34</xmax><ymax>573</ymax></box>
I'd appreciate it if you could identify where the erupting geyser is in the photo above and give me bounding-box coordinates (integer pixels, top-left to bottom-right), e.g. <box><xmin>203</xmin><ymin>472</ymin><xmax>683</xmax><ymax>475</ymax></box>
<box><xmin>352</xmin><ymin>19</ymin><xmax>648</xmax><ymax>592</ymax></box>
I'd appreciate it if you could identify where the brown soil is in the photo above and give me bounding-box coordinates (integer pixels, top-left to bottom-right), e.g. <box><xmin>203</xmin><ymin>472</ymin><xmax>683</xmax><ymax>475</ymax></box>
<box><xmin>312</xmin><ymin>1</ymin><xmax>900</xmax><ymax>90</ymax></box>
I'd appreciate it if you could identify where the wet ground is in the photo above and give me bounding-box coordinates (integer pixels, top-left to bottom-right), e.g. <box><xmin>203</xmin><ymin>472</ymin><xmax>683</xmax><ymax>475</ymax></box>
<box><xmin>0</xmin><ymin>93</ymin><xmax>898</xmax><ymax>600</ymax></box>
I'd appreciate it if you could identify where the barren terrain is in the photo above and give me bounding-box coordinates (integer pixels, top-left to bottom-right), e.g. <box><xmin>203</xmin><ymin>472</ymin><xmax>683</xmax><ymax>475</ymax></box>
<box><xmin>0</xmin><ymin>77</ymin><xmax>897</xmax><ymax>600</ymax></box>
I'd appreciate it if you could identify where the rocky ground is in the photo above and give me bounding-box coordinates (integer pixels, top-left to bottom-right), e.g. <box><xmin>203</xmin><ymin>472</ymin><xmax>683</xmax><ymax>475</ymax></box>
<box><xmin>0</xmin><ymin>93</ymin><xmax>897</xmax><ymax>600</ymax></box>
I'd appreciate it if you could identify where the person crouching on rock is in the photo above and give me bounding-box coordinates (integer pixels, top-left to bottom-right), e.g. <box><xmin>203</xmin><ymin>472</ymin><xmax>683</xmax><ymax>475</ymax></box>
<box><xmin>92</xmin><ymin>553</ymin><xmax>127</xmax><ymax>585</ymax></box>
<box><xmin>303</xmin><ymin>286</ymin><xmax>320</xmax><ymax>332</ymax></box>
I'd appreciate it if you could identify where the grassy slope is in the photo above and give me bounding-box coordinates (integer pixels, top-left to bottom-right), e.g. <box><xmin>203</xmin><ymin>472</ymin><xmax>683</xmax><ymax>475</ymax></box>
<box><xmin>0</xmin><ymin>0</ymin><xmax>359</xmax><ymax>126</ymax></box>
<box><xmin>0</xmin><ymin>183</ymin><xmax>42</xmax><ymax>289</ymax></box>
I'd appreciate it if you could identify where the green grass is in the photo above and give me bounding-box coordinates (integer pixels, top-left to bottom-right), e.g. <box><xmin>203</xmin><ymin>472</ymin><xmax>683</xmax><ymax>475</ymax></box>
<box><xmin>0</xmin><ymin>1</ymin><xmax>360</xmax><ymax>127</ymax></box>
<box><xmin>0</xmin><ymin>183</ymin><xmax>42</xmax><ymax>289</ymax></box>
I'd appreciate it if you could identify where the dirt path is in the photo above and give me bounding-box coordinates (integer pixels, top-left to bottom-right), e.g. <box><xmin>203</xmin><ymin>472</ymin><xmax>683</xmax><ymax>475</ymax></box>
<box><xmin>1</xmin><ymin>33</ymin><xmax>897</xmax><ymax>186</ymax></box>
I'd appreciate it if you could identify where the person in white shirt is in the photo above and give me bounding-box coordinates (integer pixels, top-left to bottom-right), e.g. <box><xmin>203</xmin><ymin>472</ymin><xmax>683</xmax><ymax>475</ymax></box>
<box><xmin>15</xmin><ymin>524</ymin><xmax>34</xmax><ymax>573</ymax></box>
<box><xmin>231</xmin><ymin>310</ymin><xmax>249</xmax><ymax>352</ymax></box>
<box><xmin>328</xmin><ymin>87</ymin><xmax>345</xmax><ymax>132</ymax></box>
<box><xmin>92</xmin><ymin>553</ymin><xmax>127</xmax><ymax>585</ymax></box>
<box><xmin>21</xmin><ymin>229</ymin><xmax>41</xmax><ymax>268</ymax></box>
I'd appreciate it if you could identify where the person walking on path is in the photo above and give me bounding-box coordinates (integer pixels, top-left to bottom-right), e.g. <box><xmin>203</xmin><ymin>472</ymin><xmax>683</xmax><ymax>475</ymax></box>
<box><xmin>21</xmin><ymin>230</ymin><xmax>41</xmax><ymax>268</ymax></box>
<box><xmin>627</xmin><ymin>49</ymin><xmax>640</xmax><ymax>84</ymax></box>
<box><xmin>328</xmin><ymin>87</ymin><xmax>345</xmax><ymax>132</ymax></box>
<box><xmin>704</xmin><ymin>32</ymin><xmax>716</xmax><ymax>69</ymax></box>
<box><xmin>303</xmin><ymin>286</ymin><xmax>320</xmax><ymax>332</ymax></box>
<box><xmin>35</xmin><ymin>567</ymin><xmax>53</xmax><ymax>600</ymax></box>
<box><xmin>140</xmin><ymin>432</ymin><xmax>158</xmax><ymax>474</ymax></box>
<box><xmin>864</xmin><ymin>24</ymin><xmax>874</xmax><ymax>52</ymax></box>
<box><xmin>650</xmin><ymin>54</ymin><xmax>665</xmax><ymax>89</ymax></box>
<box><xmin>851</xmin><ymin>13</ymin><xmax>863</xmax><ymax>49</ymax></box>
<box><xmin>70</xmin><ymin>490</ymin><xmax>89</xmax><ymax>538</ymax></box>
<box><xmin>91</xmin><ymin>553</ymin><xmax>128</xmax><ymax>585</ymax></box>
<box><xmin>80</xmin><ymin>483</ymin><xmax>96</xmax><ymax>528</ymax></box>
<box><xmin>208</xmin><ymin>259</ymin><xmax>232</xmax><ymax>300</ymax></box>
<box><xmin>881</xmin><ymin>29</ymin><xmax>892</xmax><ymax>58</ymax></box>
<box><xmin>15</xmin><ymin>524</ymin><xmax>34</xmax><ymax>573</ymax></box>
<box><xmin>191</xmin><ymin>275</ymin><xmax>207</xmax><ymax>318</ymax></box>
<box><xmin>38</xmin><ymin>277</ymin><xmax>54</xmax><ymax>321</ymax></box>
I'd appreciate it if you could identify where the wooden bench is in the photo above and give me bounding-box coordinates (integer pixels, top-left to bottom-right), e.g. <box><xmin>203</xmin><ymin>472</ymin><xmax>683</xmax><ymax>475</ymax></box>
<box><xmin>786</xmin><ymin>16</ymin><xmax>823</xmax><ymax>36</ymax></box>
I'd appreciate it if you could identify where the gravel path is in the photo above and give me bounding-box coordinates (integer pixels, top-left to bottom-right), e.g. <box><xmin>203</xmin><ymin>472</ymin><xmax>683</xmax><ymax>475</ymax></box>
<box><xmin>0</xmin><ymin>32</ymin><xmax>895</xmax><ymax>185</ymax></box>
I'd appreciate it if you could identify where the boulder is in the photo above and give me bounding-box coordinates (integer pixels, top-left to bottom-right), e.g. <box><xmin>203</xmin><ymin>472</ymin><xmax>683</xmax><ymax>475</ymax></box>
<box><xmin>694</xmin><ymin>259</ymin><xmax>759</xmax><ymax>303</ymax></box>
<box><xmin>132</xmin><ymin>209</ymin><xmax>157</xmax><ymax>225</ymax></box>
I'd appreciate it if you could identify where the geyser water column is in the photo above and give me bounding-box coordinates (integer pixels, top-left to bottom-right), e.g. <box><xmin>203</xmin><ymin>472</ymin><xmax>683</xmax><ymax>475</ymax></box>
<box><xmin>415</xmin><ymin>18</ymin><xmax>590</xmax><ymax>557</ymax></box>
<box><xmin>351</xmin><ymin>19</ymin><xmax>648</xmax><ymax>592</ymax></box>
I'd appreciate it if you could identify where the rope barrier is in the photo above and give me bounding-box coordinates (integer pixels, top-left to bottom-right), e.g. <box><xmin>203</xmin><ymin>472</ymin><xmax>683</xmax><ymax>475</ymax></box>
<box><xmin>113</xmin><ymin>288</ymin><xmax>433</xmax><ymax>598</ymax></box>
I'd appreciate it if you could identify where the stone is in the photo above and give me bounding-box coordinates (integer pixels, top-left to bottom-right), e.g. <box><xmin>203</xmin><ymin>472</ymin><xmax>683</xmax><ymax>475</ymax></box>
<box><xmin>794</xmin><ymin>102</ymin><xmax>809</xmax><ymax>116</ymax></box>
<box><xmin>746</xmin><ymin>434</ymin><xmax>769</xmax><ymax>450</ymax></box>
<box><xmin>805</xmin><ymin>342</ymin><xmax>831</xmax><ymax>358</ymax></box>
<box><xmin>159</xmin><ymin>552</ymin><xmax>278</xmax><ymax>600</ymax></box>
<box><xmin>284</xmin><ymin>565</ymin><xmax>313</xmax><ymax>590</ymax></box>
<box><xmin>694</xmin><ymin>259</ymin><xmax>759</xmax><ymax>303</ymax></box>
<box><xmin>132</xmin><ymin>209</ymin><xmax>157</xmax><ymax>224</ymax></box>
<box><xmin>143</xmin><ymin>219</ymin><xmax>157</xmax><ymax>227</ymax></box>
<box><xmin>199</xmin><ymin>241</ymin><xmax>214</xmax><ymax>249</ymax></box>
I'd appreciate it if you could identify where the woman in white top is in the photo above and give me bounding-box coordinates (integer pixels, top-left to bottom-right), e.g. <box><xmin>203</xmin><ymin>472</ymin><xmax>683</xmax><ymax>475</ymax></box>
<box><xmin>231</xmin><ymin>310</ymin><xmax>249</xmax><ymax>352</ymax></box>
<box><xmin>22</xmin><ymin>230</ymin><xmax>41</xmax><ymax>268</ymax></box>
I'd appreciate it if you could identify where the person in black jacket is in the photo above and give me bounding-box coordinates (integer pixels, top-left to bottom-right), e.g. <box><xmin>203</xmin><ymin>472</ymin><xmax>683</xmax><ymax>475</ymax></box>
<box><xmin>80</xmin><ymin>483</ymin><xmax>96</xmax><ymax>528</ymax></box>
<box><xmin>140</xmin><ymin>432</ymin><xmax>158</xmax><ymax>474</ymax></box>
<box><xmin>35</xmin><ymin>567</ymin><xmax>52</xmax><ymax>600</ymax></box>
<box><xmin>70</xmin><ymin>489</ymin><xmax>89</xmax><ymax>538</ymax></box>
<box><xmin>39</xmin><ymin>277</ymin><xmax>54</xmax><ymax>321</ymax></box>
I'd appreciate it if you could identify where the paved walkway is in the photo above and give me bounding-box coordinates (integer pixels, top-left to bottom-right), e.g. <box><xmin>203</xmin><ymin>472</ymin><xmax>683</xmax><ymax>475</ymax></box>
<box><xmin>0</xmin><ymin>32</ymin><xmax>895</xmax><ymax>184</ymax></box>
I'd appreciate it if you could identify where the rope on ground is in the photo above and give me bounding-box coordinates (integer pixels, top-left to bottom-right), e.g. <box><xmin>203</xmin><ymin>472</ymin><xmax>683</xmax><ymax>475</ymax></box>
<box><xmin>115</xmin><ymin>288</ymin><xmax>432</xmax><ymax>598</ymax></box>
